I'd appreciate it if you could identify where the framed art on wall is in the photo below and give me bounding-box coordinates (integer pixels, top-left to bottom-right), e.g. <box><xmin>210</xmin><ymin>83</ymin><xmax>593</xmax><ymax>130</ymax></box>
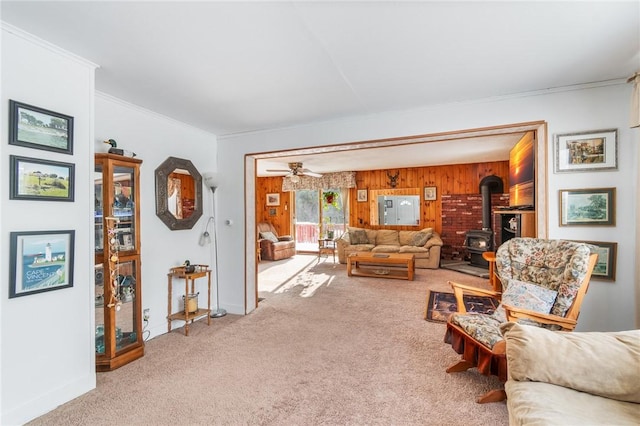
<box><xmin>424</xmin><ymin>186</ymin><xmax>437</xmax><ymax>201</ymax></box>
<box><xmin>357</xmin><ymin>189</ymin><xmax>368</xmax><ymax>202</ymax></box>
<box><xmin>573</xmin><ymin>240</ymin><xmax>617</xmax><ymax>281</ymax></box>
<box><xmin>9</xmin><ymin>100</ymin><xmax>74</xmax><ymax>154</ymax></box>
<box><xmin>559</xmin><ymin>187</ymin><xmax>615</xmax><ymax>226</ymax></box>
<box><xmin>9</xmin><ymin>230</ymin><xmax>75</xmax><ymax>298</ymax></box>
<box><xmin>9</xmin><ymin>155</ymin><xmax>75</xmax><ymax>201</ymax></box>
<box><xmin>266</xmin><ymin>193</ymin><xmax>280</xmax><ymax>206</ymax></box>
<box><xmin>554</xmin><ymin>129</ymin><xmax>617</xmax><ymax>173</ymax></box>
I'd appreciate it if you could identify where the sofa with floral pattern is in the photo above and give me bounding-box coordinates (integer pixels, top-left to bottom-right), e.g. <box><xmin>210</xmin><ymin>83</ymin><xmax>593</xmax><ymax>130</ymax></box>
<box><xmin>336</xmin><ymin>227</ymin><xmax>442</xmax><ymax>269</ymax></box>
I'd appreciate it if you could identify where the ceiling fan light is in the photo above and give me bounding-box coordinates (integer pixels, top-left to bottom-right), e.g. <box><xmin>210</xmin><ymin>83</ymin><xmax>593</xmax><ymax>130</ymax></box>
<box><xmin>290</xmin><ymin>174</ymin><xmax>300</xmax><ymax>183</ymax></box>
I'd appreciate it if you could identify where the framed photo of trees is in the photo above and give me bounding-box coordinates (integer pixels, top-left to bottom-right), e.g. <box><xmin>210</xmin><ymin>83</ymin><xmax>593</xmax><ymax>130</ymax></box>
<box><xmin>9</xmin><ymin>100</ymin><xmax>74</xmax><ymax>154</ymax></box>
<box><xmin>559</xmin><ymin>187</ymin><xmax>615</xmax><ymax>226</ymax></box>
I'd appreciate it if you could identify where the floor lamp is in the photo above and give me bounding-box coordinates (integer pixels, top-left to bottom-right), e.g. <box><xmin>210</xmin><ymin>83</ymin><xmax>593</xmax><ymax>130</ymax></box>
<box><xmin>203</xmin><ymin>175</ymin><xmax>226</xmax><ymax>318</ymax></box>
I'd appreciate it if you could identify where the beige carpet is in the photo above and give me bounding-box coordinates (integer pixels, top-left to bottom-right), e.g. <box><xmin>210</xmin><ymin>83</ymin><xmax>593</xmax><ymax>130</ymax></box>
<box><xmin>29</xmin><ymin>258</ymin><xmax>508</xmax><ymax>425</ymax></box>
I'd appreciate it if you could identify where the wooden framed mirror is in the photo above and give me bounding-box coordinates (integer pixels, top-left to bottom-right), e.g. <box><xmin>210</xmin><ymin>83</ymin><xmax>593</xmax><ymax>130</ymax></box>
<box><xmin>369</xmin><ymin>188</ymin><xmax>421</xmax><ymax>226</ymax></box>
<box><xmin>155</xmin><ymin>156</ymin><xmax>203</xmax><ymax>230</ymax></box>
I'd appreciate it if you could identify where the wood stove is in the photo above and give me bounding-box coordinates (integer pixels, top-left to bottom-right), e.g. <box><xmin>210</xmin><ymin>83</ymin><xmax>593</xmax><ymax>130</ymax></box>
<box><xmin>465</xmin><ymin>230</ymin><xmax>493</xmax><ymax>267</ymax></box>
<box><xmin>464</xmin><ymin>175</ymin><xmax>504</xmax><ymax>268</ymax></box>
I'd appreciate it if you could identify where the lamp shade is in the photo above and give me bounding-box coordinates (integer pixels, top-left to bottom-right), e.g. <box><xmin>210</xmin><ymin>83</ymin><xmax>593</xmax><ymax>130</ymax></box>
<box><xmin>203</xmin><ymin>172</ymin><xmax>219</xmax><ymax>190</ymax></box>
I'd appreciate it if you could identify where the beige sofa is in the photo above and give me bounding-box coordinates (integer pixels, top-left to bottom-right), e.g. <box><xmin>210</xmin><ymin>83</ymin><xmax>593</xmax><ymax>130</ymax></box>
<box><xmin>336</xmin><ymin>227</ymin><xmax>442</xmax><ymax>269</ymax></box>
<box><xmin>501</xmin><ymin>322</ymin><xmax>640</xmax><ymax>425</ymax></box>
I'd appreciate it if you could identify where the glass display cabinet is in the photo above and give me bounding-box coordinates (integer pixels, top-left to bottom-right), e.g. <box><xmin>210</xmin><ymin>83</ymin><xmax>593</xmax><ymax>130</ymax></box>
<box><xmin>95</xmin><ymin>153</ymin><xmax>144</xmax><ymax>371</ymax></box>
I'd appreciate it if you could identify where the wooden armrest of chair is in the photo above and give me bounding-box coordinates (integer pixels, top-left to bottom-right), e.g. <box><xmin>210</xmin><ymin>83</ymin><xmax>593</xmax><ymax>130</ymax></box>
<box><xmin>502</xmin><ymin>304</ymin><xmax>578</xmax><ymax>331</ymax></box>
<box><xmin>448</xmin><ymin>280</ymin><xmax>501</xmax><ymax>313</ymax></box>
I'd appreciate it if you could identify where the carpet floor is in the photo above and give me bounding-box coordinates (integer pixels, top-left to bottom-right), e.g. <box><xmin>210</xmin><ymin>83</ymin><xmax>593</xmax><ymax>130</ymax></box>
<box><xmin>29</xmin><ymin>258</ymin><xmax>508</xmax><ymax>425</ymax></box>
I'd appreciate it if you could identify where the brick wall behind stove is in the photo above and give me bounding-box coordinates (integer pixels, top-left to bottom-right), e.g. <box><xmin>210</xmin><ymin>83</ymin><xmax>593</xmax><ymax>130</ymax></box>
<box><xmin>441</xmin><ymin>193</ymin><xmax>509</xmax><ymax>260</ymax></box>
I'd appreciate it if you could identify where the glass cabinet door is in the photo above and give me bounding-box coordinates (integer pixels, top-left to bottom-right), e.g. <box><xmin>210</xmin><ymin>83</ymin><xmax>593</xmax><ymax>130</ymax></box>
<box><xmin>94</xmin><ymin>166</ymin><xmax>104</xmax><ymax>253</ymax></box>
<box><xmin>112</xmin><ymin>165</ymin><xmax>137</xmax><ymax>253</ymax></box>
<box><xmin>113</xmin><ymin>259</ymin><xmax>139</xmax><ymax>351</ymax></box>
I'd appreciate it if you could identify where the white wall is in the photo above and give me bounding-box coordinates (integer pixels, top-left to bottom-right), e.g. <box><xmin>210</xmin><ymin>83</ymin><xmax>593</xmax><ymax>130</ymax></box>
<box><xmin>1</xmin><ymin>25</ymin><xmax>97</xmax><ymax>425</ymax></box>
<box><xmin>95</xmin><ymin>93</ymin><xmax>218</xmax><ymax>338</ymax></box>
<box><xmin>219</xmin><ymin>82</ymin><xmax>638</xmax><ymax>332</ymax></box>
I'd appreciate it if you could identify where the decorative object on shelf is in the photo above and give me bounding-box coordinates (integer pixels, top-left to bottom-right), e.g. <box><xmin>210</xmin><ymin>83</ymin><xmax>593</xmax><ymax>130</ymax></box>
<box><xmin>357</xmin><ymin>188</ymin><xmax>368</xmax><ymax>202</ymax></box>
<box><xmin>554</xmin><ymin>129</ymin><xmax>617</xmax><ymax>173</ymax></box>
<box><xmin>105</xmin><ymin>217</ymin><xmax>122</xmax><ymax>311</ymax></box>
<box><xmin>9</xmin><ymin>155</ymin><xmax>75</xmax><ymax>202</ymax></box>
<box><xmin>104</xmin><ymin>139</ymin><xmax>137</xmax><ymax>157</ymax></box>
<box><xmin>9</xmin><ymin>229</ymin><xmax>75</xmax><ymax>298</ymax></box>
<box><xmin>9</xmin><ymin>99</ymin><xmax>74</xmax><ymax>154</ymax></box>
<box><xmin>183</xmin><ymin>260</ymin><xmax>196</xmax><ymax>274</ymax></box>
<box><xmin>386</xmin><ymin>170</ymin><xmax>400</xmax><ymax>188</ymax></box>
<box><xmin>559</xmin><ymin>187</ymin><xmax>615</xmax><ymax>226</ymax></box>
<box><xmin>424</xmin><ymin>186</ymin><xmax>437</xmax><ymax>201</ymax></box>
<box><xmin>183</xmin><ymin>292</ymin><xmax>199</xmax><ymax>313</ymax></box>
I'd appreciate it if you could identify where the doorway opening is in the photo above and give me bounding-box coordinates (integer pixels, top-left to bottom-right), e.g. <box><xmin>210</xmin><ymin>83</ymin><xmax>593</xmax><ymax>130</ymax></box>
<box><xmin>293</xmin><ymin>188</ymin><xmax>347</xmax><ymax>252</ymax></box>
<box><xmin>247</xmin><ymin>120</ymin><xmax>548</xmax><ymax>313</ymax></box>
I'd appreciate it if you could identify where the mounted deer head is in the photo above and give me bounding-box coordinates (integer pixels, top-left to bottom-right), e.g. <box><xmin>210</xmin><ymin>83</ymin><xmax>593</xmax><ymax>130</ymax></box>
<box><xmin>386</xmin><ymin>170</ymin><xmax>400</xmax><ymax>188</ymax></box>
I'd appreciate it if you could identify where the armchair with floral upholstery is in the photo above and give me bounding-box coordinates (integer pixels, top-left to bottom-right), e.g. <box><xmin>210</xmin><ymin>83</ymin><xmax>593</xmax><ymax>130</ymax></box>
<box><xmin>443</xmin><ymin>238</ymin><xmax>598</xmax><ymax>403</ymax></box>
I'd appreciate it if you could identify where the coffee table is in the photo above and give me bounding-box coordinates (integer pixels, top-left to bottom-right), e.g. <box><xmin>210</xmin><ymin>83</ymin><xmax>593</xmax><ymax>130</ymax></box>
<box><xmin>347</xmin><ymin>253</ymin><xmax>415</xmax><ymax>281</ymax></box>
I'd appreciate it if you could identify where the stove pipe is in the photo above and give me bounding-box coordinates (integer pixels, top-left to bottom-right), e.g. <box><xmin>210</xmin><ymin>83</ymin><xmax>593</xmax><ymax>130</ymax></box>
<box><xmin>479</xmin><ymin>175</ymin><xmax>504</xmax><ymax>231</ymax></box>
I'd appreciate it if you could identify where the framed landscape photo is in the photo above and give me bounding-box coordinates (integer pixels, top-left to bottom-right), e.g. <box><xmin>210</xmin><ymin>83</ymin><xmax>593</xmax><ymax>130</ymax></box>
<box><xmin>357</xmin><ymin>189</ymin><xmax>368</xmax><ymax>202</ymax></box>
<box><xmin>9</xmin><ymin>100</ymin><xmax>74</xmax><ymax>154</ymax></box>
<box><xmin>573</xmin><ymin>240</ymin><xmax>617</xmax><ymax>281</ymax></box>
<box><xmin>9</xmin><ymin>230</ymin><xmax>75</xmax><ymax>298</ymax></box>
<box><xmin>424</xmin><ymin>186</ymin><xmax>437</xmax><ymax>201</ymax></box>
<box><xmin>554</xmin><ymin>129</ymin><xmax>617</xmax><ymax>173</ymax></box>
<box><xmin>266</xmin><ymin>193</ymin><xmax>280</xmax><ymax>206</ymax></box>
<box><xmin>559</xmin><ymin>187</ymin><xmax>615</xmax><ymax>226</ymax></box>
<box><xmin>10</xmin><ymin>155</ymin><xmax>75</xmax><ymax>202</ymax></box>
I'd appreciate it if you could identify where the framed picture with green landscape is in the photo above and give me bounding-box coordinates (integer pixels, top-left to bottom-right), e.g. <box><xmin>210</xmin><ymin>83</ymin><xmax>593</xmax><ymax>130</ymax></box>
<box><xmin>9</xmin><ymin>100</ymin><xmax>74</xmax><ymax>154</ymax></box>
<box><xmin>559</xmin><ymin>187</ymin><xmax>615</xmax><ymax>226</ymax></box>
<box><xmin>10</xmin><ymin>155</ymin><xmax>75</xmax><ymax>202</ymax></box>
<box><xmin>572</xmin><ymin>240</ymin><xmax>617</xmax><ymax>281</ymax></box>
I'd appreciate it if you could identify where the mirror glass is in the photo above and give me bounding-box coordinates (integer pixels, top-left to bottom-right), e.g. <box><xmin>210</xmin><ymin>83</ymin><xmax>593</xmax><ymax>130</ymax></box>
<box><xmin>155</xmin><ymin>157</ymin><xmax>203</xmax><ymax>230</ymax></box>
<box><xmin>369</xmin><ymin>188</ymin><xmax>421</xmax><ymax>226</ymax></box>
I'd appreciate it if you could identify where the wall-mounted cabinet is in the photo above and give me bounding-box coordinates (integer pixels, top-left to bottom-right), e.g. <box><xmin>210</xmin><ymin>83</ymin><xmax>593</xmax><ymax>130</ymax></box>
<box><xmin>95</xmin><ymin>153</ymin><xmax>144</xmax><ymax>371</ymax></box>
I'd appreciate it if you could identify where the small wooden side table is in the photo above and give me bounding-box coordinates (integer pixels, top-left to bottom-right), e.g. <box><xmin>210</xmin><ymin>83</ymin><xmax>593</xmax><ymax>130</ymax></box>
<box><xmin>318</xmin><ymin>238</ymin><xmax>336</xmax><ymax>262</ymax></box>
<box><xmin>167</xmin><ymin>265</ymin><xmax>211</xmax><ymax>336</ymax></box>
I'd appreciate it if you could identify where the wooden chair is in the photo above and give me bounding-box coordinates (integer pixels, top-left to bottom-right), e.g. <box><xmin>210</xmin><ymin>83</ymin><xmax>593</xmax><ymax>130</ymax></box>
<box><xmin>444</xmin><ymin>238</ymin><xmax>598</xmax><ymax>403</ymax></box>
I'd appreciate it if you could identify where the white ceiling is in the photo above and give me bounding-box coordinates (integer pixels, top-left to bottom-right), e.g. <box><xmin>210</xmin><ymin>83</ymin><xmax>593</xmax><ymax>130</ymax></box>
<box><xmin>2</xmin><ymin>1</ymin><xmax>638</xmax><ymax>174</ymax></box>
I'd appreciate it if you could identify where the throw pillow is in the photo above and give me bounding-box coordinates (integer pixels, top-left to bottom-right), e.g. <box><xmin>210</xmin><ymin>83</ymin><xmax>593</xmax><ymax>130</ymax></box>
<box><xmin>259</xmin><ymin>231</ymin><xmax>278</xmax><ymax>243</ymax></box>
<box><xmin>492</xmin><ymin>279</ymin><xmax>557</xmax><ymax>323</ymax></box>
<box><xmin>501</xmin><ymin>322</ymin><xmax>640</xmax><ymax>403</ymax></box>
<box><xmin>412</xmin><ymin>232</ymin><xmax>431</xmax><ymax>246</ymax></box>
<box><xmin>349</xmin><ymin>229</ymin><xmax>369</xmax><ymax>245</ymax></box>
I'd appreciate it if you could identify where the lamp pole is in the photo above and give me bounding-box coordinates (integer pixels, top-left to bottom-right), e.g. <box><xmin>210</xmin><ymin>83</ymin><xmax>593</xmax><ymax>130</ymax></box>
<box><xmin>208</xmin><ymin>185</ymin><xmax>226</xmax><ymax>318</ymax></box>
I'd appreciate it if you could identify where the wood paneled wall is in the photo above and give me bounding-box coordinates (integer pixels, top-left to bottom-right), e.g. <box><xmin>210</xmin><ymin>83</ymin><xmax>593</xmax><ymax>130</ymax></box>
<box><xmin>255</xmin><ymin>176</ymin><xmax>292</xmax><ymax>236</ymax></box>
<box><xmin>349</xmin><ymin>161</ymin><xmax>509</xmax><ymax>233</ymax></box>
<box><xmin>255</xmin><ymin>160</ymin><xmax>508</xmax><ymax>237</ymax></box>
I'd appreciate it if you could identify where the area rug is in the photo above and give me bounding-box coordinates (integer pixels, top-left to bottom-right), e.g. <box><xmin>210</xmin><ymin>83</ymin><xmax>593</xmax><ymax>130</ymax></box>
<box><xmin>425</xmin><ymin>290</ymin><xmax>499</xmax><ymax>322</ymax></box>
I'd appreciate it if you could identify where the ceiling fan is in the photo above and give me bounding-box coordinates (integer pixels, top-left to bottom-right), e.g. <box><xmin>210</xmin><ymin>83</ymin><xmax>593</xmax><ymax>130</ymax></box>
<box><xmin>266</xmin><ymin>162</ymin><xmax>323</xmax><ymax>179</ymax></box>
